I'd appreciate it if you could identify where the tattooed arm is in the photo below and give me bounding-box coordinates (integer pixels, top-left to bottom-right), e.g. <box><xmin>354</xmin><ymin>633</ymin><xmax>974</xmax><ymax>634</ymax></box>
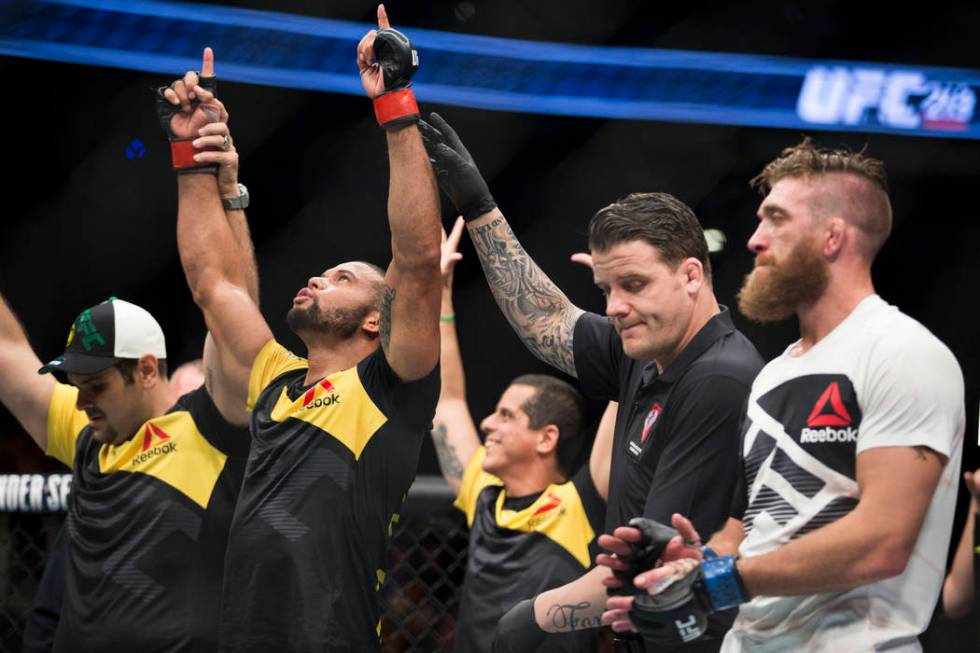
<box><xmin>431</xmin><ymin>218</ymin><xmax>480</xmax><ymax>494</ymax></box>
<box><xmin>418</xmin><ymin>114</ymin><xmax>584</xmax><ymax>378</ymax></box>
<box><xmin>466</xmin><ymin>209</ymin><xmax>584</xmax><ymax>377</ymax></box>
<box><xmin>534</xmin><ymin>566</ymin><xmax>610</xmax><ymax>633</ymax></box>
<box><xmin>495</xmin><ymin>565</ymin><xmax>609</xmax><ymax>651</ymax></box>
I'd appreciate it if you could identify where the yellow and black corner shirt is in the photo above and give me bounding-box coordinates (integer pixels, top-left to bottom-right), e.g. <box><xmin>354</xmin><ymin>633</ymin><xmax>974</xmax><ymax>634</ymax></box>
<box><xmin>44</xmin><ymin>382</ymin><xmax>249</xmax><ymax>652</ymax></box>
<box><xmin>452</xmin><ymin>447</ymin><xmax>606</xmax><ymax>653</ymax></box>
<box><xmin>219</xmin><ymin>339</ymin><xmax>439</xmax><ymax>653</ymax></box>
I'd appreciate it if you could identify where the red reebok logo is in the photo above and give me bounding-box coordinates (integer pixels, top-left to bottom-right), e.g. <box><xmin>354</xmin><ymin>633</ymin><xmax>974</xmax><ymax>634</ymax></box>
<box><xmin>531</xmin><ymin>493</ymin><xmax>562</xmax><ymax>518</ymax></box>
<box><xmin>302</xmin><ymin>379</ymin><xmax>337</xmax><ymax>407</ymax></box>
<box><xmin>640</xmin><ymin>403</ymin><xmax>662</xmax><ymax>444</ymax></box>
<box><xmin>141</xmin><ymin>423</ymin><xmax>171</xmax><ymax>452</ymax></box>
<box><xmin>807</xmin><ymin>382</ymin><xmax>852</xmax><ymax>427</ymax></box>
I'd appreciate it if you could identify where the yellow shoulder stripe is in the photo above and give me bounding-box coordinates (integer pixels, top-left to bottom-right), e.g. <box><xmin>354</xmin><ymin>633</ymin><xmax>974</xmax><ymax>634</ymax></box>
<box><xmin>248</xmin><ymin>339</ymin><xmax>308</xmax><ymax>412</ymax></box>
<box><xmin>46</xmin><ymin>383</ymin><xmax>89</xmax><ymax>468</ymax></box>
<box><xmin>454</xmin><ymin>447</ymin><xmax>502</xmax><ymax>525</ymax></box>
<box><xmin>268</xmin><ymin>365</ymin><xmax>387</xmax><ymax>460</ymax></box>
<box><xmin>495</xmin><ymin>480</ymin><xmax>595</xmax><ymax>568</ymax></box>
<box><xmin>98</xmin><ymin>411</ymin><xmax>227</xmax><ymax>509</ymax></box>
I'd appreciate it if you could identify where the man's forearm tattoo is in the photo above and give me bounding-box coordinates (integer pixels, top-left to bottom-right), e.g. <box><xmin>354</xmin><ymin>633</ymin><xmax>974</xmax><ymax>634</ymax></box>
<box><xmin>431</xmin><ymin>421</ymin><xmax>465</xmax><ymax>483</ymax></box>
<box><xmin>469</xmin><ymin>218</ymin><xmax>581</xmax><ymax>377</ymax></box>
<box><xmin>546</xmin><ymin>602</ymin><xmax>603</xmax><ymax>632</ymax></box>
<box><xmin>379</xmin><ymin>286</ymin><xmax>396</xmax><ymax>353</ymax></box>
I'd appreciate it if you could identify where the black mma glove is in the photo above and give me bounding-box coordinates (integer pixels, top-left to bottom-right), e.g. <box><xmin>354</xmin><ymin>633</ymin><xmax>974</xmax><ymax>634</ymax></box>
<box><xmin>607</xmin><ymin>517</ymin><xmax>679</xmax><ymax>597</ymax></box>
<box><xmin>419</xmin><ymin>112</ymin><xmax>498</xmax><ymax>221</ymax></box>
<box><xmin>493</xmin><ymin>598</ymin><xmax>547</xmax><ymax>653</ymax></box>
<box><xmin>155</xmin><ymin>74</ymin><xmax>219</xmax><ymax>174</ymax></box>
<box><xmin>631</xmin><ymin>554</ymin><xmax>749</xmax><ymax>649</ymax></box>
<box><xmin>372</xmin><ymin>28</ymin><xmax>420</xmax><ymax>129</ymax></box>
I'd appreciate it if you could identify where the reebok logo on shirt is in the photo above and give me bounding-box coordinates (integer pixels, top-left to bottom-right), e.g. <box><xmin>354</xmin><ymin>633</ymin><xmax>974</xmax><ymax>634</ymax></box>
<box><xmin>301</xmin><ymin>379</ymin><xmax>341</xmax><ymax>410</ymax></box>
<box><xmin>806</xmin><ymin>382</ymin><xmax>851</xmax><ymax>427</ymax></box>
<box><xmin>133</xmin><ymin>424</ymin><xmax>177</xmax><ymax>466</ymax></box>
<box><xmin>800</xmin><ymin>426</ymin><xmax>858</xmax><ymax>443</ymax></box>
<box><xmin>527</xmin><ymin>493</ymin><xmax>565</xmax><ymax>528</ymax></box>
<box><xmin>800</xmin><ymin>382</ymin><xmax>857</xmax><ymax>443</ymax></box>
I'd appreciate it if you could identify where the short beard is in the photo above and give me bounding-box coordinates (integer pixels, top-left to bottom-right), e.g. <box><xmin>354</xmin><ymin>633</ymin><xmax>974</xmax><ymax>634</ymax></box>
<box><xmin>286</xmin><ymin>302</ymin><xmax>372</xmax><ymax>339</ymax></box>
<box><xmin>737</xmin><ymin>236</ymin><xmax>829</xmax><ymax>322</ymax></box>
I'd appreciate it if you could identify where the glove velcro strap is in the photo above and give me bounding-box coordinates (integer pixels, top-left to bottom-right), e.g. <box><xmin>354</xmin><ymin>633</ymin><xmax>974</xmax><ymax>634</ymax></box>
<box><xmin>373</xmin><ymin>89</ymin><xmax>420</xmax><ymax>129</ymax></box>
<box><xmin>701</xmin><ymin>555</ymin><xmax>748</xmax><ymax>611</ymax></box>
<box><xmin>170</xmin><ymin>138</ymin><xmax>218</xmax><ymax>174</ymax></box>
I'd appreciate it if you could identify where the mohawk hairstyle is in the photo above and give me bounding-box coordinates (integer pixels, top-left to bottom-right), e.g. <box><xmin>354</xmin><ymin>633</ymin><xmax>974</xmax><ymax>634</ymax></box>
<box><xmin>750</xmin><ymin>137</ymin><xmax>889</xmax><ymax>196</ymax></box>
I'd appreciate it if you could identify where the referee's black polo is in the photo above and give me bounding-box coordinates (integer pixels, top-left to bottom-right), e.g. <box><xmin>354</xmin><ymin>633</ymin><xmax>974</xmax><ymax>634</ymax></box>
<box><xmin>573</xmin><ymin>307</ymin><xmax>763</xmax><ymax>538</ymax></box>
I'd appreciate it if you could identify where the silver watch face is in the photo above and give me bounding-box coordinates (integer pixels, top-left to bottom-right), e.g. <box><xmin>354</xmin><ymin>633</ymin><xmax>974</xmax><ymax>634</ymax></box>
<box><xmin>222</xmin><ymin>183</ymin><xmax>249</xmax><ymax>210</ymax></box>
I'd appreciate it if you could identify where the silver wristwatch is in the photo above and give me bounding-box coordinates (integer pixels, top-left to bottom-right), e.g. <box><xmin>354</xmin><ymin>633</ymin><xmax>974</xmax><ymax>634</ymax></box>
<box><xmin>221</xmin><ymin>183</ymin><xmax>249</xmax><ymax>211</ymax></box>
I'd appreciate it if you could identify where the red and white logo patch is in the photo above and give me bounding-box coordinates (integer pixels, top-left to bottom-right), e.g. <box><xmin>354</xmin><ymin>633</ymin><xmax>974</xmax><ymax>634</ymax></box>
<box><xmin>532</xmin><ymin>492</ymin><xmax>562</xmax><ymax>518</ymax></box>
<box><xmin>141</xmin><ymin>423</ymin><xmax>171</xmax><ymax>452</ymax></box>
<box><xmin>640</xmin><ymin>403</ymin><xmax>663</xmax><ymax>444</ymax></box>
<box><xmin>807</xmin><ymin>382</ymin><xmax>852</xmax><ymax>427</ymax></box>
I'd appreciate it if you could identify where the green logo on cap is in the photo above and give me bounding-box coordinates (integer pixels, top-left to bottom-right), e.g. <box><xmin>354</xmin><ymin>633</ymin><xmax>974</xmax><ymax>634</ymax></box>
<box><xmin>74</xmin><ymin>309</ymin><xmax>106</xmax><ymax>352</ymax></box>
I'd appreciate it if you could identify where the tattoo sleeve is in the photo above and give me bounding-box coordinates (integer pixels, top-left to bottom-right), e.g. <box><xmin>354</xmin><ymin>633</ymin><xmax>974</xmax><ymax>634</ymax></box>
<box><xmin>468</xmin><ymin>217</ymin><xmax>583</xmax><ymax>377</ymax></box>
<box><xmin>431</xmin><ymin>420</ymin><xmax>465</xmax><ymax>484</ymax></box>
<box><xmin>379</xmin><ymin>286</ymin><xmax>396</xmax><ymax>355</ymax></box>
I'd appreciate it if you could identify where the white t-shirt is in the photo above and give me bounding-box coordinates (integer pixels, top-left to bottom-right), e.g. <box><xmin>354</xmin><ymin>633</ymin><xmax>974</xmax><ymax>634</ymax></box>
<box><xmin>724</xmin><ymin>295</ymin><xmax>964</xmax><ymax>653</ymax></box>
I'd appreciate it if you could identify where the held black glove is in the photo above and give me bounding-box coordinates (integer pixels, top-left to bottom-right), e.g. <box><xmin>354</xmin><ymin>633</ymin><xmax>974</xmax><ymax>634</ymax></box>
<box><xmin>372</xmin><ymin>28</ymin><xmax>420</xmax><ymax>129</ymax></box>
<box><xmin>631</xmin><ymin>554</ymin><xmax>749</xmax><ymax>649</ymax></box>
<box><xmin>155</xmin><ymin>74</ymin><xmax>219</xmax><ymax>174</ymax></box>
<box><xmin>419</xmin><ymin>112</ymin><xmax>498</xmax><ymax>221</ymax></box>
<box><xmin>607</xmin><ymin>517</ymin><xmax>679</xmax><ymax>597</ymax></box>
<box><xmin>493</xmin><ymin>598</ymin><xmax>547</xmax><ymax>653</ymax></box>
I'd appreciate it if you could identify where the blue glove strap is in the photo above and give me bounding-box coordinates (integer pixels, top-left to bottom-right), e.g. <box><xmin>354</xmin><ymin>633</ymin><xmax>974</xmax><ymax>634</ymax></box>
<box><xmin>701</xmin><ymin>555</ymin><xmax>748</xmax><ymax>611</ymax></box>
<box><xmin>701</xmin><ymin>546</ymin><xmax>718</xmax><ymax>559</ymax></box>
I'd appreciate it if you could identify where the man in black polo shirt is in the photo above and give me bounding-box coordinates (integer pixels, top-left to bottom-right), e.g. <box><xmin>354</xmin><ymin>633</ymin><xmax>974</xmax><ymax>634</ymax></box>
<box><xmin>421</xmin><ymin>115</ymin><xmax>763</xmax><ymax>652</ymax></box>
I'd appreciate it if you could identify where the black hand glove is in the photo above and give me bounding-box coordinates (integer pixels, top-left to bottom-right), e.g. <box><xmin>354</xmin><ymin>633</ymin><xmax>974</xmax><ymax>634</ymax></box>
<box><xmin>155</xmin><ymin>74</ymin><xmax>218</xmax><ymax>174</ymax></box>
<box><xmin>372</xmin><ymin>28</ymin><xmax>420</xmax><ymax>128</ymax></box>
<box><xmin>419</xmin><ymin>112</ymin><xmax>498</xmax><ymax>221</ymax></box>
<box><xmin>631</xmin><ymin>564</ymin><xmax>712</xmax><ymax>648</ymax></box>
<box><xmin>631</xmin><ymin>555</ymin><xmax>748</xmax><ymax>648</ymax></box>
<box><xmin>155</xmin><ymin>74</ymin><xmax>217</xmax><ymax>138</ymax></box>
<box><xmin>493</xmin><ymin>598</ymin><xmax>547</xmax><ymax>653</ymax></box>
<box><xmin>608</xmin><ymin>517</ymin><xmax>678</xmax><ymax>597</ymax></box>
<box><xmin>374</xmin><ymin>28</ymin><xmax>418</xmax><ymax>90</ymax></box>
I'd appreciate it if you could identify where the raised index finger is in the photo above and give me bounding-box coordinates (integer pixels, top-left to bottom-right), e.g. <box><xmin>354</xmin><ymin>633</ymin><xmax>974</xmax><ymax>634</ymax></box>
<box><xmin>201</xmin><ymin>47</ymin><xmax>215</xmax><ymax>77</ymax></box>
<box><xmin>446</xmin><ymin>217</ymin><xmax>465</xmax><ymax>252</ymax></box>
<box><xmin>377</xmin><ymin>4</ymin><xmax>390</xmax><ymax>29</ymax></box>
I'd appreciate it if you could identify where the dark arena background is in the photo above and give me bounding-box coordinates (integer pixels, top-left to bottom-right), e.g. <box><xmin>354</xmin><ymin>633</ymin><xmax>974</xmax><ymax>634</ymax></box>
<box><xmin>0</xmin><ymin>0</ymin><xmax>978</xmax><ymax>651</ymax></box>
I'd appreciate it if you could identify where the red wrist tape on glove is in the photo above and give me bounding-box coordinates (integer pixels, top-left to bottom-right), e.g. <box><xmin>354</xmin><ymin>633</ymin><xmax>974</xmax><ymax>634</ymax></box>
<box><xmin>373</xmin><ymin>89</ymin><xmax>419</xmax><ymax>128</ymax></box>
<box><xmin>170</xmin><ymin>139</ymin><xmax>217</xmax><ymax>173</ymax></box>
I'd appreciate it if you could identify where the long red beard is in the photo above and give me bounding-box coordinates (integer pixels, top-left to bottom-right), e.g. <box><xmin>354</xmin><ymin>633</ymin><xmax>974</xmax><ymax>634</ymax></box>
<box><xmin>737</xmin><ymin>237</ymin><xmax>829</xmax><ymax>322</ymax></box>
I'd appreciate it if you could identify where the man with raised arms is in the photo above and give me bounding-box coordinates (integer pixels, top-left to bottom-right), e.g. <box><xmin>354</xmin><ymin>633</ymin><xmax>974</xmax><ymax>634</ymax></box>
<box><xmin>0</xmin><ymin>109</ymin><xmax>254</xmax><ymax>652</ymax></box>
<box><xmin>160</xmin><ymin>8</ymin><xmax>442</xmax><ymax>651</ymax></box>
<box><xmin>0</xmin><ymin>296</ymin><xmax>251</xmax><ymax>653</ymax></box>
<box><xmin>431</xmin><ymin>219</ymin><xmax>609</xmax><ymax>653</ymax></box>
